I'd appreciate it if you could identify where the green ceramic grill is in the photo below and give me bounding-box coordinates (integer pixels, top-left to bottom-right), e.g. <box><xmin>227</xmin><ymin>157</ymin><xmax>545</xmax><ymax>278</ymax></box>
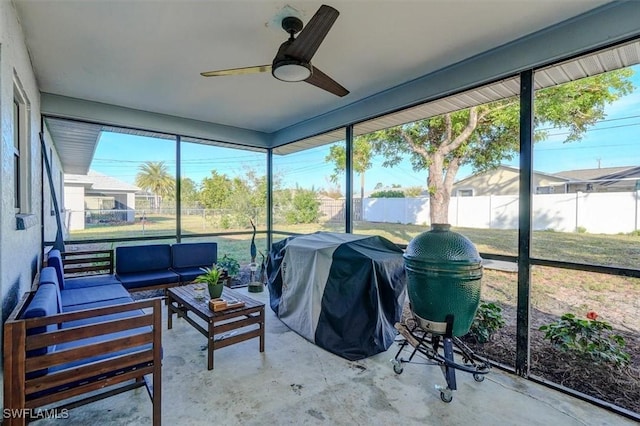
<box><xmin>404</xmin><ymin>224</ymin><xmax>483</xmax><ymax>337</ymax></box>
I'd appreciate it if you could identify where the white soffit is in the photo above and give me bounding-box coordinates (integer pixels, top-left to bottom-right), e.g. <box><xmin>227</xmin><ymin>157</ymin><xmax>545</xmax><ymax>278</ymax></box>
<box><xmin>45</xmin><ymin>119</ymin><xmax>102</xmax><ymax>175</ymax></box>
<box><xmin>275</xmin><ymin>39</ymin><xmax>640</xmax><ymax>155</ymax></box>
<box><xmin>46</xmin><ymin>119</ymin><xmax>266</xmax><ymax>174</ymax></box>
<box><xmin>273</xmin><ymin>128</ymin><xmax>346</xmax><ymax>156</ymax></box>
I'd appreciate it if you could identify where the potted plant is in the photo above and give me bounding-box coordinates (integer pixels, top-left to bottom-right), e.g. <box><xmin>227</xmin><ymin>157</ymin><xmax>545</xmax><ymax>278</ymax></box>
<box><xmin>194</xmin><ymin>264</ymin><xmax>225</xmax><ymax>299</ymax></box>
<box><xmin>218</xmin><ymin>254</ymin><xmax>240</xmax><ymax>278</ymax></box>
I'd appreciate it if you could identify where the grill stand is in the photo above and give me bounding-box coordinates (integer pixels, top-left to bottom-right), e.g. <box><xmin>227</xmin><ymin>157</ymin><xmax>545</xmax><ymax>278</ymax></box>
<box><xmin>391</xmin><ymin>315</ymin><xmax>491</xmax><ymax>403</ymax></box>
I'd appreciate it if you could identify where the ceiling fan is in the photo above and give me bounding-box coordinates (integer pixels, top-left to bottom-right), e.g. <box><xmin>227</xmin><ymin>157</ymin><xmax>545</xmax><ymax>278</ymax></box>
<box><xmin>200</xmin><ymin>4</ymin><xmax>349</xmax><ymax>97</ymax></box>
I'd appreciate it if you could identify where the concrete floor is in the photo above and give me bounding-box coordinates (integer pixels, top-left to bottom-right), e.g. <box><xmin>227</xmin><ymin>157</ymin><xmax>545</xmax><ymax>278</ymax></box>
<box><xmin>36</xmin><ymin>287</ymin><xmax>635</xmax><ymax>426</ymax></box>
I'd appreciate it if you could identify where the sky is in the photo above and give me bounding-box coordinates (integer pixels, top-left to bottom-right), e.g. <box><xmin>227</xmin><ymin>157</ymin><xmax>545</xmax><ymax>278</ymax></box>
<box><xmin>91</xmin><ymin>66</ymin><xmax>640</xmax><ymax>194</ymax></box>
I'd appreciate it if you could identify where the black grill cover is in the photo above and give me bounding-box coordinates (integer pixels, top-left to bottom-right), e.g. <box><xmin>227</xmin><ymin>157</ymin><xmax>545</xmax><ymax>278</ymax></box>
<box><xmin>267</xmin><ymin>232</ymin><xmax>407</xmax><ymax>360</ymax></box>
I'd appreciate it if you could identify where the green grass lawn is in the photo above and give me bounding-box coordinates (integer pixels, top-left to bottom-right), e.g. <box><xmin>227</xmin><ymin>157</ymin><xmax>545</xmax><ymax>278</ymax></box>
<box><xmin>71</xmin><ymin>217</ymin><xmax>639</xmax><ymax>269</ymax></box>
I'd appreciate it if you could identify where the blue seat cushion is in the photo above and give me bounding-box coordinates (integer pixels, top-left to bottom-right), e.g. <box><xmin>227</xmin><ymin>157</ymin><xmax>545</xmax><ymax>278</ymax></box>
<box><xmin>61</xmin><ymin>299</ymin><xmax>140</xmax><ymax>329</ymax></box>
<box><xmin>62</xmin><ymin>297</ymin><xmax>135</xmax><ymax>315</ymax></box>
<box><xmin>50</xmin><ymin>325</ymin><xmax>153</xmax><ymax>373</ymax></box>
<box><xmin>64</xmin><ymin>274</ymin><xmax>122</xmax><ymax>290</ymax></box>
<box><xmin>60</xmin><ymin>285</ymin><xmax>131</xmax><ymax>308</ymax></box>
<box><xmin>116</xmin><ymin>270</ymin><xmax>180</xmax><ymax>290</ymax></box>
<box><xmin>172</xmin><ymin>266</ymin><xmax>207</xmax><ymax>283</ymax></box>
<box><xmin>171</xmin><ymin>242</ymin><xmax>217</xmax><ymax>269</ymax></box>
<box><xmin>116</xmin><ymin>244</ymin><xmax>172</xmax><ymax>274</ymax></box>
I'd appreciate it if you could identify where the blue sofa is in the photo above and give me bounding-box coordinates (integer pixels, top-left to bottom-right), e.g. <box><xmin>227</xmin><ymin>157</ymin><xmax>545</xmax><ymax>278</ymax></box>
<box><xmin>115</xmin><ymin>244</ymin><xmax>180</xmax><ymax>290</ymax></box>
<box><xmin>170</xmin><ymin>242</ymin><xmax>218</xmax><ymax>282</ymax></box>
<box><xmin>47</xmin><ymin>242</ymin><xmax>219</xmax><ymax>294</ymax></box>
<box><xmin>3</xmin><ymin>267</ymin><xmax>162</xmax><ymax>425</ymax></box>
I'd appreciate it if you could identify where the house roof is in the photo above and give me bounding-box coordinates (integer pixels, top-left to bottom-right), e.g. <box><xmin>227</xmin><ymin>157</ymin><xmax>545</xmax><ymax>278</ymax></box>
<box><xmin>454</xmin><ymin>165</ymin><xmax>569</xmax><ymax>185</ymax></box>
<box><xmin>554</xmin><ymin>166</ymin><xmax>635</xmax><ymax>181</ymax></box>
<box><xmin>64</xmin><ymin>171</ymin><xmax>139</xmax><ymax>193</ymax></box>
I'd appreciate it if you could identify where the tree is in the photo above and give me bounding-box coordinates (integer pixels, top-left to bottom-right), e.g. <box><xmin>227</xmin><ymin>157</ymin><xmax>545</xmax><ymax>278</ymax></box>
<box><xmin>135</xmin><ymin>161</ymin><xmax>174</xmax><ymax>211</ymax></box>
<box><xmin>325</xmin><ymin>137</ymin><xmax>373</xmax><ymax>199</ymax></box>
<box><xmin>200</xmin><ymin>171</ymin><xmax>233</xmax><ymax>209</ymax></box>
<box><xmin>179</xmin><ymin>178</ymin><xmax>200</xmax><ymax>208</ymax></box>
<box><xmin>165</xmin><ymin>177</ymin><xmax>199</xmax><ymax>208</ymax></box>
<box><xmin>200</xmin><ymin>169</ymin><xmax>267</xmax><ymax>229</ymax></box>
<box><xmin>284</xmin><ymin>187</ymin><xmax>321</xmax><ymax>224</ymax></box>
<box><xmin>365</xmin><ymin>69</ymin><xmax>634</xmax><ymax>223</ymax></box>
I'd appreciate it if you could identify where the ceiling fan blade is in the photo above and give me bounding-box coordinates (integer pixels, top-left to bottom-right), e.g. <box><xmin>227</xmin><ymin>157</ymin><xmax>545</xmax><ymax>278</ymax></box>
<box><xmin>286</xmin><ymin>5</ymin><xmax>339</xmax><ymax>62</ymax></box>
<box><xmin>200</xmin><ymin>65</ymin><xmax>271</xmax><ymax>77</ymax></box>
<box><xmin>304</xmin><ymin>66</ymin><xmax>349</xmax><ymax>97</ymax></box>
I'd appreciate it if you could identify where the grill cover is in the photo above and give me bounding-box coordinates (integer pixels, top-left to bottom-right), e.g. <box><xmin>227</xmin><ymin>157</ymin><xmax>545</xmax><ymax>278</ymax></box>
<box><xmin>267</xmin><ymin>232</ymin><xmax>407</xmax><ymax>360</ymax></box>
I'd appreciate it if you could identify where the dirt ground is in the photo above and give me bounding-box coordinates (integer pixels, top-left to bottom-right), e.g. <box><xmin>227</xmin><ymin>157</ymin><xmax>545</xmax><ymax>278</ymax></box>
<box><xmin>402</xmin><ymin>302</ymin><xmax>640</xmax><ymax>414</ymax></box>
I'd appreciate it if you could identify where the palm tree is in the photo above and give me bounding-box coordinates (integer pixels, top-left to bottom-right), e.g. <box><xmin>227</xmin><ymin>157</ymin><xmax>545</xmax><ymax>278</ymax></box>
<box><xmin>135</xmin><ymin>161</ymin><xmax>175</xmax><ymax>211</ymax></box>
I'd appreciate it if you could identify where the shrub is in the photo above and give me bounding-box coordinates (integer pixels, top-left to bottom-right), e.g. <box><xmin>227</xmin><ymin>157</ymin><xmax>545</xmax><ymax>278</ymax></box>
<box><xmin>218</xmin><ymin>254</ymin><xmax>240</xmax><ymax>277</ymax></box>
<box><xmin>468</xmin><ymin>302</ymin><xmax>505</xmax><ymax>343</ymax></box>
<box><xmin>369</xmin><ymin>190</ymin><xmax>404</xmax><ymax>198</ymax></box>
<box><xmin>576</xmin><ymin>226</ymin><xmax>587</xmax><ymax>233</ymax></box>
<box><xmin>284</xmin><ymin>189</ymin><xmax>320</xmax><ymax>224</ymax></box>
<box><xmin>539</xmin><ymin>312</ymin><xmax>630</xmax><ymax>366</ymax></box>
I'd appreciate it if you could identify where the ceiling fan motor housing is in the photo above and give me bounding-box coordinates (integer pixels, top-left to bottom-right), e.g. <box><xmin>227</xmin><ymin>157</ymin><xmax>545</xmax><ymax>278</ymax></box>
<box><xmin>281</xmin><ymin>16</ymin><xmax>303</xmax><ymax>36</ymax></box>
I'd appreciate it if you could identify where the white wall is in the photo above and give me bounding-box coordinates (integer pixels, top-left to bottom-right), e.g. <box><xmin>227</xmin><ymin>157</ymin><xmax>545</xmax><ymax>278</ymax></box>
<box><xmin>363</xmin><ymin>192</ymin><xmax>640</xmax><ymax>234</ymax></box>
<box><xmin>1</xmin><ymin>1</ymin><xmax>43</xmax><ymax>342</ymax></box>
<box><xmin>64</xmin><ymin>184</ymin><xmax>86</xmax><ymax>231</ymax></box>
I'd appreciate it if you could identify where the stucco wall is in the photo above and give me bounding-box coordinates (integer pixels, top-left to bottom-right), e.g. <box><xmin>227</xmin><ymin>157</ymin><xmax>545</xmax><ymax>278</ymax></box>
<box><xmin>0</xmin><ymin>1</ymin><xmax>43</xmax><ymax>352</ymax></box>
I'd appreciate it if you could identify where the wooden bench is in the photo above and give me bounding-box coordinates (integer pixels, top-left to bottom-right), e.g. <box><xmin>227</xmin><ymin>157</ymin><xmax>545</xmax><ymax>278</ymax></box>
<box><xmin>3</xmin><ymin>283</ymin><xmax>162</xmax><ymax>425</ymax></box>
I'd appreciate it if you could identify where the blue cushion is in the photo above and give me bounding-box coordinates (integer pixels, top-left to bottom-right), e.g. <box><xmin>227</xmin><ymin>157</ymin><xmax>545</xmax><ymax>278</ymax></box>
<box><xmin>38</xmin><ymin>268</ymin><xmax>64</xmax><ymax>314</ymax></box>
<box><xmin>21</xmin><ymin>283</ymin><xmax>60</xmax><ymax>376</ymax></box>
<box><xmin>171</xmin><ymin>242</ymin><xmax>217</xmax><ymax>269</ymax></box>
<box><xmin>62</xmin><ymin>297</ymin><xmax>135</xmax><ymax>314</ymax></box>
<box><xmin>50</xmin><ymin>326</ymin><xmax>154</xmax><ymax>373</ymax></box>
<box><xmin>60</xmin><ymin>284</ymin><xmax>131</xmax><ymax>308</ymax></box>
<box><xmin>64</xmin><ymin>274</ymin><xmax>122</xmax><ymax>289</ymax></box>
<box><xmin>116</xmin><ymin>244</ymin><xmax>172</xmax><ymax>274</ymax></box>
<box><xmin>172</xmin><ymin>266</ymin><xmax>207</xmax><ymax>283</ymax></box>
<box><xmin>47</xmin><ymin>249</ymin><xmax>66</xmax><ymax>289</ymax></box>
<box><xmin>116</xmin><ymin>270</ymin><xmax>180</xmax><ymax>289</ymax></box>
<box><xmin>62</xmin><ymin>301</ymin><xmax>140</xmax><ymax>328</ymax></box>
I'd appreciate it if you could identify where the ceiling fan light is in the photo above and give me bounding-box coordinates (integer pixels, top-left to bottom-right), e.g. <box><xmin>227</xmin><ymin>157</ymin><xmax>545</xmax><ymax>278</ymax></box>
<box><xmin>272</xmin><ymin>60</ymin><xmax>311</xmax><ymax>82</ymax></box>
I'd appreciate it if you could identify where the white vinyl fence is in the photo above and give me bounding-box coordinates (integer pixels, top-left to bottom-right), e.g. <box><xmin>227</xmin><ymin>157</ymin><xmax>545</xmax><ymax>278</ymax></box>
<box><xmin>362</xmin><ymin>191</ymin><xmax>640</xmax><ymax>234</ymax></box>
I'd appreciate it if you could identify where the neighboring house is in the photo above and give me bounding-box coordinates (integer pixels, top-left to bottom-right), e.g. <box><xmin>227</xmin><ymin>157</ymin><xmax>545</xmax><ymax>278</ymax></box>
<box><xmin>451</xmin><ymin>165</ymin><xmax>568</xmax><ymax>196</ymax></box>
<box><xmin>554</xmin><ymin>166</ymin><xmax>640</xmax><ymax>193</ymax></box>
<box><xmin>452</xmin><ymin>165</ymin><xmax>640</xmax><ymax>196</ymax></box>
<box><xmin>64</xmin><ymin>171</ymin><xmax>139</xmax><ymax>231</ymax></box>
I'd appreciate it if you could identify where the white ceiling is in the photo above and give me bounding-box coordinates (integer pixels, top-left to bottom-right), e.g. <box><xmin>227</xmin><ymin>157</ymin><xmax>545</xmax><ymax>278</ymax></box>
<box><xmin>15</xmin><ymin>0</ymin><xmax>612</xmax><ymax>134</ymax></box>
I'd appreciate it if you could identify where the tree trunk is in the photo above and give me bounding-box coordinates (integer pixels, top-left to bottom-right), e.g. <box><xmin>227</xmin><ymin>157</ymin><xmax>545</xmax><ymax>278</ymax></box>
<box><xmin>427</xmin><ymin>153</ymin><xmax>451</xmax><ymax>224</ymax></box>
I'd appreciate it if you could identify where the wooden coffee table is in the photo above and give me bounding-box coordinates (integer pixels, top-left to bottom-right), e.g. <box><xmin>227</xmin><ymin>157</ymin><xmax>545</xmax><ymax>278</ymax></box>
<box><xmin>167</xmin><ymin>285</ymin><xmax>265</xmax><ymax>370</ymax></box>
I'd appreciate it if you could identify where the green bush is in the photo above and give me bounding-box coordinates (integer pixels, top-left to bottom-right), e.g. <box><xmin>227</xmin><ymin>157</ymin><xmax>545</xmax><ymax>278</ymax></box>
<box><xmin>539</xmin><ymin>312</ymin><xmax>630</xmax><ymax>366</ymax></box>
<box><xmin>576</xmin><ymin>226</ymin><xmax>587</xmax><ymax>233</ymax></box>
<box><xmin>369</xmin><ymin>190</ymin><xmax>405</xmax><ymax>198</ymax></box>
<box><xmin>284</xmin><ymin>189</ymin><xmax>320</xmax><ymax>224</ymax></box>
<box><xmin>468</xmin><ymin>302</ymin><xmax>505</xmax><ymax>343</ymax></box>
